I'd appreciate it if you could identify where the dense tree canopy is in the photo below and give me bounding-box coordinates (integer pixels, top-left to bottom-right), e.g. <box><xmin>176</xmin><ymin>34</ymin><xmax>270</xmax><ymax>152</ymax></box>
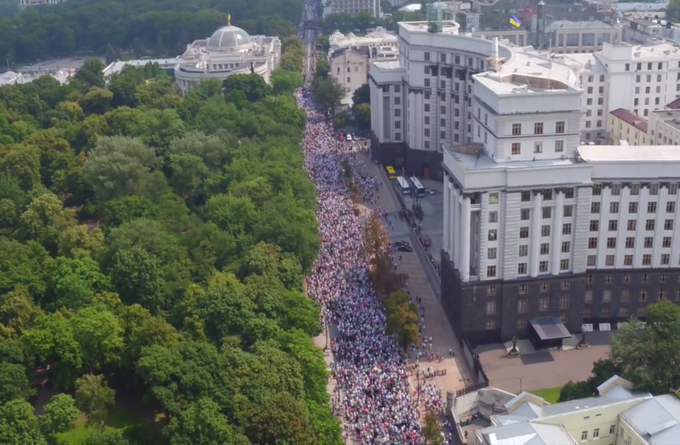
<box><xmin>557</xmin><ymin>300</ymin><xmax>680</xmax><ymax>402</ymax></box>
<box><xmin>0</xmin><ymin>25</ymin><xmax>340</xmax><ymax>443</ymax></box>
<box><xmin>1</xmin><ymin>0</ymin><xmax>302</xmax><ymax>65</ymax></box>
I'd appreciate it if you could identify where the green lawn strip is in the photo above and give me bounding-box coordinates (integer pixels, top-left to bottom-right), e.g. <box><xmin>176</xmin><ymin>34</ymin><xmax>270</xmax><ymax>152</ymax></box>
<box><xmin>531</xmin><ymin>386</ymin><xmax>562</xmax><ymax>404</ymax></box>
<box><xmin>55</xmin><ymin>405</ymin><xmax>158</xmax><ymax>444</ymax></box>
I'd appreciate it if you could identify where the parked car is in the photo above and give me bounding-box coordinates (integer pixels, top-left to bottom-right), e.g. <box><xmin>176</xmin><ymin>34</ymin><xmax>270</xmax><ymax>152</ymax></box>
<box><xmin>391</xmin><ymin>240</ymin><xmax>409</xmax><ymax>248</ymax></box>
<box><xmin>397</xmin><ymin>244</ymin><xmax>414</xmax><ymax>252</ymax></box>
<box><xmin>346</xmin><ymin>134</ymin><xmax>353</xmax><ymax>141</ymax></box>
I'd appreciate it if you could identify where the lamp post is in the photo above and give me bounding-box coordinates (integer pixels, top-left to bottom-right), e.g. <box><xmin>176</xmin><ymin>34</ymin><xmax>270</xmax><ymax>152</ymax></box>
<box><xmin>519</xmin><ymin>376</ymin><xmax>524</xmax><ymax>393</ymax></box>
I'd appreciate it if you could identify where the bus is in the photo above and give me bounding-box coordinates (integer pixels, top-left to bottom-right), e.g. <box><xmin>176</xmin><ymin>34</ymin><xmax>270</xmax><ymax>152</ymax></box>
<box><xmin>410</xmin><ymin>176</ymin><xmax>426</xmax><ymax>197</ymax></box>
<box><xmin>396</xmin><ymin>176</ymin><xmax>411</xmax><ymax>195</ymax></box>
<box><xmin>385</xmin><ymin>165</ymin><xmax>397</xmax><ymax>179</ymax></box>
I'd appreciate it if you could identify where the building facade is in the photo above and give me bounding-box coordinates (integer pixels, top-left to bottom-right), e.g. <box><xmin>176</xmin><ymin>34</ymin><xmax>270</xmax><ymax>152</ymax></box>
<box><xmin>545</xmin><ymin>20</ymin><xmax>621</xmax><ymax>54</ymax></box>
<box><xmin>562</xmin><ymin>42</ymin><xmax>680</xmax><ymax>142</ymax></box>
<box><xmin>370</xmin><ymin>21</ymin><xmax>516</xmax><ymax>178</ymax></box>
<box><xmin>607</xmin><ymin>108</ymin><xmax>648</xmax><ymax>145</ymax></box>
<box><xmin>328</xmin><ymin>0</ymin><xmax>379</xmax><ymax>16</ymax></box>
<box><xmin>647</xmin><ymin>109</ymin><xmax>680</xmax><ymax>145</ymax></box>
<box><xmin>439</xmin><ymin>46</ymin><xmax>680</xmax><ymax>344</ymax></box>
<box><xmin>19</xmin><ymin>0</ymin><xmax>64</xmax><ymax>7</ymax></box>
<box><xmin>174</xmin><ymin>25</ymin><xmax>280</xmax><ymax>96</ymax></box>
<box><xmin>475</xmin><ymin>375</ymin><xmax>680</xmax><ymax>445</ymax></box>
<box><xmin>330</xmin><ymin>48</ymin><xmax>370</xmax><ymax>100</ymax></box>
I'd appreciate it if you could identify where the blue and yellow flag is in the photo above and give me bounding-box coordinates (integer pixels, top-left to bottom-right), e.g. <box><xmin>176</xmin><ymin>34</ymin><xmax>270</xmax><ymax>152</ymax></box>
<box><xmin>509</xmin><ymin>15</ymin><xmax>521</xmax><ymax>28</ymax></box>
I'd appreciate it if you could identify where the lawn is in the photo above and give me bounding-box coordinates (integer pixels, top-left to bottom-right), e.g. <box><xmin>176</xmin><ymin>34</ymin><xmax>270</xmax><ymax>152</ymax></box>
<box><xmin>55</xmin><ymin>405</ymin><xmax>160</xmax><ymax>444</ymax></box>
<box><xmin>532</xmin><ymin>386</ymin><xmax>562</xmax><ymax>404</ymax></box>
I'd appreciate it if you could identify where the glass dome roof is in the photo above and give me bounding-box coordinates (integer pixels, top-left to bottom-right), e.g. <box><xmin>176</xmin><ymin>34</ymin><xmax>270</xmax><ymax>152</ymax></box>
<box><xmin>206</xmin><ymin>26</ymin><xmax>253</xmax><ymax>52</ymax></box>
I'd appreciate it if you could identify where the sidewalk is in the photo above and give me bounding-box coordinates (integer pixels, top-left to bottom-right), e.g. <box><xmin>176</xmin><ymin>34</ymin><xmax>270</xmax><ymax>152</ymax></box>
<box><xmin>358</xmin><ymin>153</ymin><xmax>474</xmax><ymax>398</ymax></box>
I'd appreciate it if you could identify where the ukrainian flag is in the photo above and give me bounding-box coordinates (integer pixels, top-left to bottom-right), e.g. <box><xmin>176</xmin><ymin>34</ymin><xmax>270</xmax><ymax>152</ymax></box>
<box><xmin>509</xmin><ymin>15</ymin><xmax>522</xmax><ymax>28</ymax></box>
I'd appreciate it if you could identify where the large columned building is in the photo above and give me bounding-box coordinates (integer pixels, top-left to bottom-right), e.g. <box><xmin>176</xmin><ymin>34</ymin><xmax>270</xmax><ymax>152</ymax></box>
<box><xmin>442</xmin><ymin>61</ymin><xmax>680</xmax><ymax>345</ymax></box>
<box><xmin>174</xmin><ymin>25</ymin><xmax>281</xmax><ymax>96</ymax></box>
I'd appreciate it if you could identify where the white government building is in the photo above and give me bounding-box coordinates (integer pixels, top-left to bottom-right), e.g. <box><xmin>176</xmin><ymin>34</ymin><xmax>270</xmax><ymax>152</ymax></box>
<box><xmin>369</xmin><ymin>20</ymin><xmax>680</xmax><ymax>345</ymax></box>
<box><xmin>174</xmin><ymin>25</ymin><xmax>281</xmax><ymax>96</ymax></box>
<box><xmin>102</xmin><ymin>25</ymin><xmax>281</xmax><ymax>96</ymax></box>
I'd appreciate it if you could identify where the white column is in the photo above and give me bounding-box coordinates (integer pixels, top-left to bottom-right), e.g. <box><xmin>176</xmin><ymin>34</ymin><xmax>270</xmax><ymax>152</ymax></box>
<box><xmin>449</xmin><ymin>184</ymin><xmax>456</xmax><ymax>255</ymax></box>
<box><xmin>461</xmin><ymin>196</ymin><xmax>472</xmax><ymax>281</ymax></box>
<box><xmin>453</xmin><ymin>188</ymin><xmax>461</xmax><ymax>268</ymax></box>
<box><xmin>444</xmin><ymin>179</ymin><xmax>450</xmax><ymax>254</ymax></box>
<box><xmin>551</xmin><ymin>191</ymin><xmax>564</xmax><ymax>275</ymax></box>
<box><xmin>529</xmin><ymin>192</ymin><xmax>543</xmax><ymax>277</ymax></box>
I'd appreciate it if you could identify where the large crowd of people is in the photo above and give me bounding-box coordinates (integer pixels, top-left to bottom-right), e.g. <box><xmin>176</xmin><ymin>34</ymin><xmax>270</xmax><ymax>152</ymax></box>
<box><xmin>297</xmin><ymin>89</ymin><xmax>455</xmax><ymax>444</ymax></box>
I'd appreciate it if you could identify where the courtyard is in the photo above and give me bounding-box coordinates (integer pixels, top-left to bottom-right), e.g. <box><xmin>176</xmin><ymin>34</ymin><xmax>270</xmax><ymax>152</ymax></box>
<box><xmin>474</xmin><ymin>331</ymin><xmax>614</xmax><ymax>394</ymax></box>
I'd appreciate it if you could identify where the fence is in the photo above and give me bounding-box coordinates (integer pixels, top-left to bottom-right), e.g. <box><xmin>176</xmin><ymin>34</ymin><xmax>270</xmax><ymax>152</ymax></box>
<box><xmin>455</xmin><ymin>335</ymin><xmax>489</xmax><ymax>397</ymax></box>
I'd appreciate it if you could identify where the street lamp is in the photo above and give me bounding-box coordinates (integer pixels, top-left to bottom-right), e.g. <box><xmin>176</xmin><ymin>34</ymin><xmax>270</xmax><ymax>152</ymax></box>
<box><xmin>519</xmin><ymin>376</ymin><xmax>524</xmax><ymax>393</ymax></box>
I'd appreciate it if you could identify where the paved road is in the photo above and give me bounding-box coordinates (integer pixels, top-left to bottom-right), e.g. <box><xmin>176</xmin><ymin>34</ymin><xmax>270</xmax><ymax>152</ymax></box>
<box><xmin>358</xmin><ymin>154</ymin><xmax>476</xmax><ymax>397</ymax></box>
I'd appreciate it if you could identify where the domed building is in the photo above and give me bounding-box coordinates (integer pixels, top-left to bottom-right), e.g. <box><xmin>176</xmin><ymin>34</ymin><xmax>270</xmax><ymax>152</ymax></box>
<box><xmin>174</xmin><ymin>24</ymin><xmax>281</xmax><ymax>96</ymax></box>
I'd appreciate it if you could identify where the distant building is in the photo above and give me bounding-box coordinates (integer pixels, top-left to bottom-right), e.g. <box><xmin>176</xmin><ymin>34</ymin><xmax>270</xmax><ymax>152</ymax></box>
<box><xmin>545</xmin><ymin>20</ymin><xmax>622</xmax><ymax>53</ymax></box>
<box><xmin>607</xmin><ymin>108</ymin><xmax>648</xmax><ymax>145</ymax></box>
<box><xmin>328</xmin><ymin>28</ymin><xmax>398</xmax><ymax>105</ymax></box>
<box><xmin>330</xmin><ymin>48</ymin><xmax>370</xmax><ymax>103</ymax></box>
<box><xmin>558</xmin><ymin>42</ymin><xmax>680</xmax><ymax>142</ymax></box>
<box><xmin>18</xmin><ymin>0</ymin><xmax>64</xmax><ymax>7</ymax></box>
<box><xmin>647</xmin><ymin>109</ymin><xmax>680</xmax><ymax>145</ymax></box>
<box><xmin>0</xmin><ymin>69</ymin><xmax>73</xmax><ymax>88</ymax></box>
<box><xmin>328</xmin><ymin>28</ymin><xmax>398</xmax><ymax>54</ymax></box>
<box><xmin>473</xmin><ymin>30</ymin><xmax>529</xmax><ymax>47</ymax></box>
<box><xmin>174</xmin><ymin>25</ymin><xmax>280</xmax><ymax>96</ymax></box>
<box><xmin>475</xmin><ymin>375</ymin><xmax>680</xmax><ymax>445</ymax></box>
<box><xmin>328</xmin><ymin>0</ymin><xmax>379</xmax><ymax>17</ymax></box>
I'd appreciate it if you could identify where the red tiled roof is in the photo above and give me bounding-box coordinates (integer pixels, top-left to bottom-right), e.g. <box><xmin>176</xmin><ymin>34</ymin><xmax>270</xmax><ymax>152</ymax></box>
<box><xmin>609</xmin><ymin>108</ymin><xmax>648</xmax><ymax>133</ymax></box>
<box><xmin>667</xmin><ymin>98</ymin><xmax>680</xmax><ymax>109</ymax></box>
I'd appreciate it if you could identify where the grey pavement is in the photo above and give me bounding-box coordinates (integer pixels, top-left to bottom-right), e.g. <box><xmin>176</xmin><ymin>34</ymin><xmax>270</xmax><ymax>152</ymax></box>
<box><xmin>475</xmin><ymin>331</ymin><xmax>613</xmax><ymax>394</ymax></box>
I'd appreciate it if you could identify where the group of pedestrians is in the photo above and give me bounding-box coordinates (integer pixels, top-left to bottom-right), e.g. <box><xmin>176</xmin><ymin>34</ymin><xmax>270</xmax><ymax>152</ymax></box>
<box><xmin>296</xmin><ymin>88</ymin><xmax>453</xmax><ymax>444</ymax></box>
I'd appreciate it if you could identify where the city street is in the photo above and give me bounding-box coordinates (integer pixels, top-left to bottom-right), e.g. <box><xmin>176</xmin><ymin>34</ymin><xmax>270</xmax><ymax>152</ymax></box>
<box><xmin>357</xmin><ymin>153</ymin><xmax>475</xmax><ymax>398</ymax></box>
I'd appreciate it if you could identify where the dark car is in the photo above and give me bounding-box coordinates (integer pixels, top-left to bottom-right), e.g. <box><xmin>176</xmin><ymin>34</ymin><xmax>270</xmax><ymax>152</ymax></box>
<box><xmin>397</xmin><ymin>244</ymin><xmax>414</xmax><ymax>252</ymax></box>
<box><xmin>391</xmin><ymin>240</ymin><xmax>409</xmax><ymax>248</ymax></box>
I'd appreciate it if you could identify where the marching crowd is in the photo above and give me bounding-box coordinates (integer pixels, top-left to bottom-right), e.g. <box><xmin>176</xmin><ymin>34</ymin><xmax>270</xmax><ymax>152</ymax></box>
<box><xmin>296</xmin><ymin>89</ymin><xmax>452</xmax><ymax>444</ymax></box>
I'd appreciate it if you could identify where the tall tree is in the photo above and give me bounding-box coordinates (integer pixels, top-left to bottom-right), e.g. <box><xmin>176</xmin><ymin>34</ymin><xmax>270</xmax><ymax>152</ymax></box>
<box><xmin>40</xmin><ymin>393</ymin><xmax>80</xmax><ymax>437</ymax></box>
<box><xmin>75</xmin><ymin>374</ymin><xmax>116</xmax><ymax>427</ymax></box>
<box><xmin>0</xmin><ymin>399</ymin><xmax>47</xmax><ymax>445</ymax></box>
<box><xmin>610</xmin><ymin>300</ymin><xmax>680</xmax><ymax>394</ymax></box>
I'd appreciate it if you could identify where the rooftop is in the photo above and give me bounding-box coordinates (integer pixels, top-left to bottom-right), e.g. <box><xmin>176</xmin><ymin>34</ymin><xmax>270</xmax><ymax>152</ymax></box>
<box><xmin>481</xmin><ymin>422</ymin><xmax>575</xmax><ymax>445</ymax></box>
<box><xmin>610</xmin><ymin>108</ymin><xmax>648</xmax><ymax>132</ymax></box>
<box><xmin>474</xmin><ymin>71</ymin><xmax>574</xmax><ymax>95</ymax></box>
<box><xmin>649</xmin><ymin>109</ymin><xmax>680</xmax><ymax>131</ymax></box>
<box><xmin>328</xmin><ymin>27</ymin><xmax>398</xmax><ymax>50</ymax></box>
<box><xmin>666</xmin><ymin>98</ymin><xmax>680</xmax><ymax>109</ymax></box>
<box><xmin>577</xmin><ymin>145</ymin><xmax>680</xmax><ymax>162</ymax></box>
<box><xmin>620</xmin><ymin>395</ymin><xmax>680</xmax><ymax>445</ymax></box>
<box><xmin>399</xmin><ymin>20</ymin><xmax>460</xmax><ymax>34</ymax></box>
<box><xmin>546</xmin><ymin>20</ymin><xmax>617</xmax><ymax>31</ymax></box>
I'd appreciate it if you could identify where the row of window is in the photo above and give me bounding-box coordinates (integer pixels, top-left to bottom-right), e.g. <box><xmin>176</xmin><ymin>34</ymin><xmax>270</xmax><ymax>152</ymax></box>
<box><xmin>588</xmin><ymin>216</ymin><xmax>674</xmax><ymax>231</ymax></box>
<box><xmin>510</xmin><ymin>121</ymin><xmax>565</xmax><ymax>136</ymax></box>
<box><xmin>486</xmin><ymin>259</ymin><xmax>571</xmax><ymax>277</ymax></box>
<box><xmin>624</xmin><ymin>61</ymin><xmax>677</xmax><ymax>71</ymax></box>
<box><xmin>585</xmin><ymin>306</ymin><xmax>647</xmax><ymax>319</ymax></box>
<box><xmin>592</xmin><ymin>183</ymin><xmax>678</xmax><ymax>196</ymax></box>
<box><xmin>509</xmin><ymin>140</ymin><xmax>564</xmax><ymax>155</ymax></box>
<box><xmin>423</xmin><ymin>52</ymin><xmax>481</xmax><ymax>69</ymax></box>
<box><xmin>585</xmin><ymin>288</ymin><xmax>680</xmax><ymax>304</ymax></box>
<box><xmin>480</xmin><ymin>273</ymin><xmax>680</xmax><ymax>297</ymax></box>
<box><xmin>591</xmin><ymin>201</ymin><xmax>676</xmax><ymax>214</ymax></box>
<box><xmin>586</xmin><ymin>253</ymin><xmax>679</xmax><ymax>266</ymax></box>
<box><xmin>487</xmin><ymin>188</ymin><xmax>576</xmax><ymax>205</ymax></box>
<box><xmin>588</xmin><ymin>235</ymin><xmax>674</xmax><ymax>249</ymax></box>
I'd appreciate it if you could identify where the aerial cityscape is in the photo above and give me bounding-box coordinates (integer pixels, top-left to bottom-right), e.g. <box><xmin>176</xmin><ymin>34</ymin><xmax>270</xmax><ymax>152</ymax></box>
<box><xmin>1</xmin><ymin>0</ymin><xmax>680</xmax><ymax>443</ymax></box>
